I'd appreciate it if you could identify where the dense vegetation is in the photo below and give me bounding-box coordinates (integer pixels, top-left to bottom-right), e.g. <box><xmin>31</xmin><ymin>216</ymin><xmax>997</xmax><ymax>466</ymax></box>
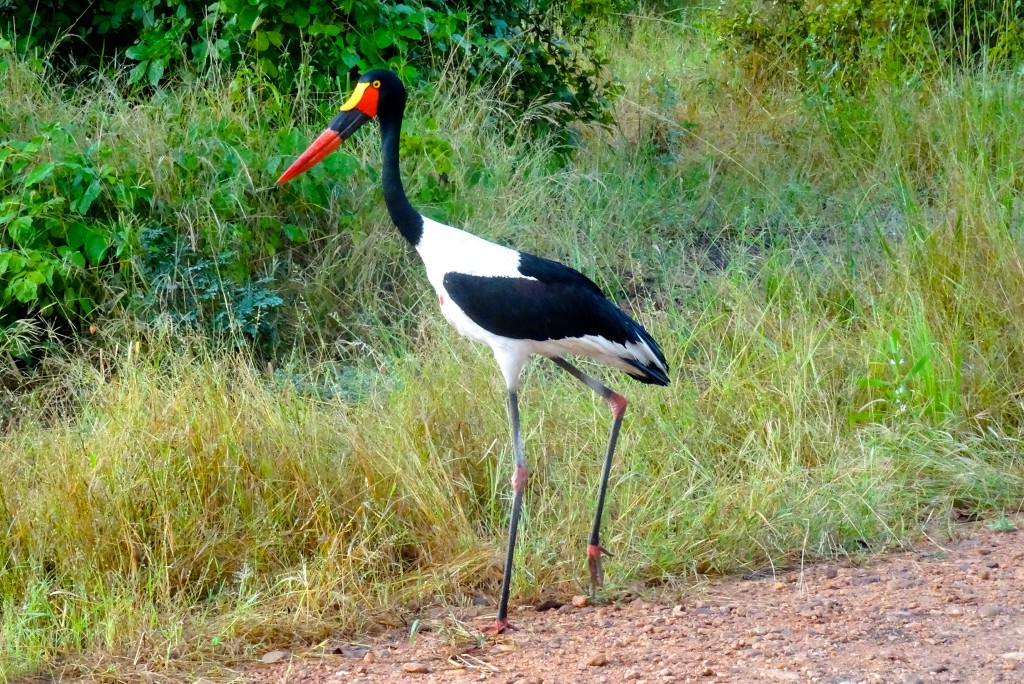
<box><xmin>3</xmin><ymin>1</ymin><xmax>1024</xmax><ymax>679</ymax></box>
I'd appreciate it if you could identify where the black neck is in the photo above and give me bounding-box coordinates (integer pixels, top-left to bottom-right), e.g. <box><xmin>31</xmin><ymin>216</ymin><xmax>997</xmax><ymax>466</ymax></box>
<box><xmin>379</xmin><ymin>106</ymin><xmax>423</xmax><ymax>246</ymax></box>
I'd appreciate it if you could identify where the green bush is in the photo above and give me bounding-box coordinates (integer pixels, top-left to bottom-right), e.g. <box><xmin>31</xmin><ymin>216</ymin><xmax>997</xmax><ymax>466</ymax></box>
<box><xmin>1</xmin><ymin>0</ymin><xmax>622</xmax><ymax>130</ymax></box>
<box><xmin>713</xmin><ymin>0</ymin><xmax>1024</xmax><ymax>92</ymax></box>
<box><xmin>0</xmin><ymin>127</ymin><xmax>145</xmax><ymax>325</ymax></box>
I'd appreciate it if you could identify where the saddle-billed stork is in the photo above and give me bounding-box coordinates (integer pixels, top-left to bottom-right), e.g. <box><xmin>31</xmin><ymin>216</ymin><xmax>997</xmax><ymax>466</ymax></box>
<box><xmin>278</xmin><ymin>70</ymin><xmax>669</xmax><ymax>634</ymax></box>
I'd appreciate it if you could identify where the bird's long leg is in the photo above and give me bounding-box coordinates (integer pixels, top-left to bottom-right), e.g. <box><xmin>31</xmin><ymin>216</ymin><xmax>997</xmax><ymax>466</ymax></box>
<box><xmin>549</xmin><ymin>356</ymin><xmax>626</xmax><ymax>595</ymax></box>
<box><xmin>484</xmin><ymin>389</ymin><xmax>528</xmax><ymax>635</ymax></box>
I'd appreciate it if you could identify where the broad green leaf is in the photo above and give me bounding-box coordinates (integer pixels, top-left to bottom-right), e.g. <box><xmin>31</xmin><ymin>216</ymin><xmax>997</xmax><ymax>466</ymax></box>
<box><xmin>125</xmin><ymin>45</ymin><xmax>148</xmax><ymax>60</ymax></box>
<box><xmin>238</xmin><ymin>5</ymin><xmax>260</xmax><ymax>31</ymax></box>
<box><xmin>23</xmin><ymin>162</ymin><xmax>56</xmax><ymax>187</ymax></box>
<box><xmin>374</xmin><ymin>30</ymin><xmax>393</xmax><ymax>49</ymax></box>
<box><xmin>148</xmin><ymin>60</ymin><xmax>165</xmax><ymax>87</ymax></box>
<box><xmin>341</xmin><ymin>49</ymin><xmax>361</xmax><ymax>69</ymax></box>
<box><xmin>75</xmin><ymin>179</ymin><xmax>102</xmax><ymax>214</ymax></box>
<box><xmin>83</xmin><ymin>230</ymin><xmax>109</xmax><ymax>265</ymax></box>
<box><xmin>58</xmin><ymin>246</ymin><xmax>86</xmax><ymax>270</ymax></box>
<box><xmin>11</xmin><ymin>276</ymin><xmax>38</xmax><ymax>304</ymax></box>
<box><xmin>129</xmin><ymin>61</ymin><xmax>149</xmax><ymax>85</ymax></box>
<box><xmin>36</xmin><ymin>260</ymin><xmax>55</xmax><ymax>286</ymax></box>
<box><xmin>67</xmin><ymin>222</ymin><xmax>90</xmax><ymax>249</ymax></box>
<box><xmin>8</xmin><ymin>216</ymin><xmax>35</xmax><ymax>247</ymax></box>
<box><xmin>283</xmin><ymin>223</ymin><xmax>308</xmax><ymax>243</ymax></box>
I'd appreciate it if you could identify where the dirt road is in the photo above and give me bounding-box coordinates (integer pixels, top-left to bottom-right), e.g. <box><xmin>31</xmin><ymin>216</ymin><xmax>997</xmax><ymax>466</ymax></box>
<box><xmin>249</xmin><ymin>521</ymin><xmax>1024</xmax><ymax>684</ymax></box>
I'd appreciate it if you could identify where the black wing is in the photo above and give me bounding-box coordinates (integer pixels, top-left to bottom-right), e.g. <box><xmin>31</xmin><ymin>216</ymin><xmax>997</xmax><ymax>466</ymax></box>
<box><xmin>442</xmin><ymin>252</ymin><xmax>668</xmax><ymax>379</ymax></box>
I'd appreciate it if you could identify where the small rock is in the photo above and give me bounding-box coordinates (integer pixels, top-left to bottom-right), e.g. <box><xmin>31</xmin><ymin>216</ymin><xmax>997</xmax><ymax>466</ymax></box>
<box><xmin>586</xmin><ymin>653</ymin><xmax>609</xmax><ymax>667</ymax></box>
<box><xmin>979</xmin><ymin>605</ymin><xmax>1004</xmax><ymax>618</ymax></box>
<box><xmin>535</xmin><ymin>599</ymin><xmax>563</xmax><ymax>612</ymax></box>
<box><xmin>903</xmin><ymin>675</ymin><xmax>924</xmax><ymax>684</ymax></box>
<box><xmin>624</xmin><ymin>669</ymin><xmax>642</xmax><ymax>681</ymax></box>
<box><xmin>671</xmin><ymin>604</ymin><xmax>686</xmax><ymax>617</ymax></box>
<box><xmin>402</xmin><ymin>661</ymin><xmax>430</xmax><ymax>674</ymax></box>
<box><xmin>363</xmin><ymin>651</ymin><xmax>376</xmax><ymax>664</ymax></box>
<box><xmin>1000</xmin><ymin>652</ymin><xmax>1024</xmax><ymax>661</ymax></box>
<box><xmin>1003</xmin><ymin>660</ymin><xmax>1019</xmax><ymax>671</ymax></box>
<box><xmin>851</xmin><ymin>575</ymin><xmax>881</xmax><ymax>586</ymax></box>
<box><xmin>260</xmin><ymin>650</ymin><xmax>288</xmax><ymax>664</ymax></box>
<box><xmin>572</xmin><ymin>595</ymin><xmax>591</xmax><ymax>608</ymax></box>
<box><xmin>513</xmin><ymin>678</ymin><xmax>543</xmax><ymax>684</ymax></box>
<box><xmin>823</xmin><ymin>566</ymin><xmax>839</xmax><ymax>579</ymax></box>
<box><xmin>355</xmin><ymin>665</ymin><xmax>368</xmax><ymax>675</ymax></box>
<box><xmin>979</xmin><ymin>568</ymin><xmax>991</xmax><ymax>580</ymax></box>
<box><xmin>701</xmin><ymin>665</ymin><xmax>716</xmax><ymax>676</ymax></box>
<box><xmin>927</xmin><ymin>664</ymin><xmax>949</xmax><ymax>673</ymax></box>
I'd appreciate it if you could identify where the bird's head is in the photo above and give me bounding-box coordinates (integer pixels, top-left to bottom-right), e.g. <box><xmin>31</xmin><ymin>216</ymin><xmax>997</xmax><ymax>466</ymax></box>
<box><xmin>277</xmin><ymin>69</ymin><xmax>406</xmax><ymax>184</ymax></box>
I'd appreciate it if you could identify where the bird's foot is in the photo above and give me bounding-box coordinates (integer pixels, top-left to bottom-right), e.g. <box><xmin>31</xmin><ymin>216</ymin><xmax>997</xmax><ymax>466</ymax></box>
<box><xmin>587</xmin><ymin>544</ymin><xmax>613</xmax><ymax>594</ymax></box>
<box><xmin>482</xmin><ymin>618</ymin><xmax>517</xmax><ymax>635</ymax></box>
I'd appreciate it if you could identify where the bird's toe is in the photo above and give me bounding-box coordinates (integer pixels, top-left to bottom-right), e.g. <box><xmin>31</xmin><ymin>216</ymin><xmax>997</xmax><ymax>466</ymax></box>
<box><xmin>482</xmin><ymin>618</ymin><xmax>516</xmax><ymax>635</ymax></box>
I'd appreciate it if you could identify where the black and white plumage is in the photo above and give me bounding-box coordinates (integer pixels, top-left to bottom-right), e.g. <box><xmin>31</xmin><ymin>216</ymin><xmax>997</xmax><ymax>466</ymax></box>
<box><xmin>278</xmin><ymin>69</ymin><xmax>669</xmax><ymax>634</ymax></box>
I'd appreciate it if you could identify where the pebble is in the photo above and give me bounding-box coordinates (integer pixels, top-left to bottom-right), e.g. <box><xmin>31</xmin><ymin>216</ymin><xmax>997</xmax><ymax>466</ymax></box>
<box><xmin>363</xmin><ymin>651</ymin><xmax>376</xmax><ymax>664</ymax></box>
<box><xmin>513</xmin><ymin>678</ymin><xmax>544</xmax><ymax>684</ymax></box>
<box><xmin>260</xmin><ymin>650</ymin><xmax>288</xmax><ymax>664</ymax></box>
<box><xmin>823</xmin><ymin>566</ymin><xmax>839</xmax><ymax>579</ymax></box>
<box><xmin>624</xmin><ymin>669</ymin><xmax>642</xmax><ymax>680</ymax></box>
<box><xmin>979</xmin><ymin>605</ymin><xmax>1004</xmax><ymax>617</ymax></box>
<box><xmin>572</xmin><ymin>595</ymin><xmax>591</xmax><ymax>608</ymax></box>
<box><xmin>402</xmin><ymin>661</ymin><xmax>430</xmax><ymax>674</ymax></box>
<box><xmin>903</xmin><ymin>675</ymin><xmax>924</xmax><ymax>684</ymax></box>
<box><xmin>586</xmin><ymin>653</ymin><xmax>609</xmax><ymax>667</ymax></box>
<box><xmin>851</xmin><ymin>575</ymin><xmax>881</xmax><ymax>586</ymax></box>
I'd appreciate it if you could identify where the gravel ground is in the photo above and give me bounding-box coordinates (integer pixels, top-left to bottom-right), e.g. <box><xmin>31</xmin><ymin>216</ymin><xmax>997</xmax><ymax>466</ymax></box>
<box><xmin>246</xmin><ymin>521</ymin><xmax>1024</xmax><ymax>684</ymax></box>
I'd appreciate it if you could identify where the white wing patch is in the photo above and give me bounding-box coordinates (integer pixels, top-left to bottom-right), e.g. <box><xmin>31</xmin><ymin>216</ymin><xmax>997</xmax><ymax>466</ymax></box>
<box><xmin>415</xmin><ymin>218</ymin><xmax>527</xmax><ymax>288</ymax></box>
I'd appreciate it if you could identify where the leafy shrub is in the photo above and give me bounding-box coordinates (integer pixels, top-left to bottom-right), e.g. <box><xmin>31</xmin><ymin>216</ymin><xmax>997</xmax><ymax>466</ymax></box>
<box><xmin>135</xmin><ymin>224</ymin><xmax>284</xmax><ymax>346</ymax></box>
<box><xmin>713</xmin><ymin>0</ymin><xmax>1024</xmax><ymax>92</ymax></box>
<box><xmin>0</xmin><ymin>127</ymin><xmax>145</xmax><ymax>325</ymax></box>
<box><xmin>1</xmin><ymin>0</ymin><xmax>622</xmax><ymax>131</ymax></box>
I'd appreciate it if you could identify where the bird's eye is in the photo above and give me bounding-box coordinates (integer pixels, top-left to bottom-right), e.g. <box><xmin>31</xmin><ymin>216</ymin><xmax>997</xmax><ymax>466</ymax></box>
<box><xmin>372</xmin><ymin>80</ymin><xmax>382</xmax><ymax>89</ymax></box>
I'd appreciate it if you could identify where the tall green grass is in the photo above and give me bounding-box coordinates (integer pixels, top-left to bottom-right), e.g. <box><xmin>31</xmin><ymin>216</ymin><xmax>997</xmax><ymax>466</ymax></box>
<box><xmin>4</xmin><ymin>12</ymin><xmax>1024</xmax><ymax>680</ymax></box>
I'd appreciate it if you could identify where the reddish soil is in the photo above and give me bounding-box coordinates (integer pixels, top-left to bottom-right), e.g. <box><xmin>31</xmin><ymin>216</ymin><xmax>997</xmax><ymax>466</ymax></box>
<box><xmin>248</xmin><ymin>521</ymin><xmax>1024</xmax><ymax>684</ymax></box>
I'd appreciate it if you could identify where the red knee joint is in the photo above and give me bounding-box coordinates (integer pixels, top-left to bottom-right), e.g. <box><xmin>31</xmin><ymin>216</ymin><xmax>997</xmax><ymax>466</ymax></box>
<box><xmin>608</xmin><ymin>393</ymin><xmax>627</xmax><ymax>420</ymax></box>
<box><xmin>511</xmin><ymin>464</ymin><xmax>528</xmax><ymax>493</ymax></box>
<box><xmin>587</xmin><ymin>544</ymin><xmax>603</xmax><ymax>560</ymax></box>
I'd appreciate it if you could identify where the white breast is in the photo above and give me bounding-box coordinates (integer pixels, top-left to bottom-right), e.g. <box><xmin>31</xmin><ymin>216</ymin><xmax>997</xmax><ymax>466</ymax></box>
<box><xmin>413</xmin><ymin>218</ymin><xmax>525</xmax><ymax>335</ymax></box>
